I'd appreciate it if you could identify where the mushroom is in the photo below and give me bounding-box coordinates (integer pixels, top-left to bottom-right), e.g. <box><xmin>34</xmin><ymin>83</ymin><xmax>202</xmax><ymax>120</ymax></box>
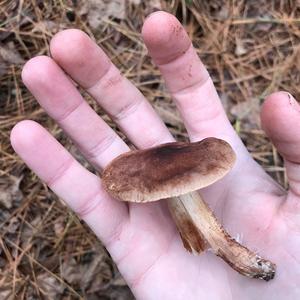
<box><xmin>102</xmin><ymin>137</ymin><xmax>276</xmax><ymax>281</ymax></box>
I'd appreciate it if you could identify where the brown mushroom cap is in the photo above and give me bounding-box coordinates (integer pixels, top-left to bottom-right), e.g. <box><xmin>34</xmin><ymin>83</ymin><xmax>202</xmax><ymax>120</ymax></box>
<box><xmin>102</xmin><ymin>137</ymin><xmax>236</xmax><ymax>203</ymax></box>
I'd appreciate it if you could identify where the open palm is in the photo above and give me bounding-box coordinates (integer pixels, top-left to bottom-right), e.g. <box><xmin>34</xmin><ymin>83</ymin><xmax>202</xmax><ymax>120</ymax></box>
<box><xmin>11</xmin><ymin>12</ymin><xmax>300</xmax><ymax>299</ymax></box>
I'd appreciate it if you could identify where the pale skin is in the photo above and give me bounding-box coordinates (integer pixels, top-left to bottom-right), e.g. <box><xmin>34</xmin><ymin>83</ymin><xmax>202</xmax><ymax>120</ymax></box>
<box><xmin>10</xmin><ymin>11</ymin><xmax>300</xmax><ymax>299</ymax></box>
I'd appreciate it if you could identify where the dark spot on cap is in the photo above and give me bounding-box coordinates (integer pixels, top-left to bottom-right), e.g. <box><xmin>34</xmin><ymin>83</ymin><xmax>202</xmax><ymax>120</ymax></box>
<box><xmin>102</xmin><ymin>137</ymin><xmax>236</xmax><ymax>202</ymax></box>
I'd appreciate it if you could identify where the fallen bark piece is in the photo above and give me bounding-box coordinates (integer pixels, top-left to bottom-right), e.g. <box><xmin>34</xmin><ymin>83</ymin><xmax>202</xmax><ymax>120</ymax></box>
<box><xmin>102</xmin><ymin>137</ymin><xmax>276</xmax><ymax>281</ymax></box>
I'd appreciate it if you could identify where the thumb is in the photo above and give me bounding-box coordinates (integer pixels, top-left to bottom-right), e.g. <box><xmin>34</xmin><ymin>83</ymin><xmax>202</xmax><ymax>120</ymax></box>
<box><xmin>261</xmin><ymin>91</ymin><xmax>300</xmax><ymax>214</ymax></box>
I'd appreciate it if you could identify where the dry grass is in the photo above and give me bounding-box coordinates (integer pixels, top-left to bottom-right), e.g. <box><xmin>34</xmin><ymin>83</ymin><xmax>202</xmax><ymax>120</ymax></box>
<box><xmin>0</xmin><ymin>0</ymin><xmax>300</xmax><ymax>299</ymax></box>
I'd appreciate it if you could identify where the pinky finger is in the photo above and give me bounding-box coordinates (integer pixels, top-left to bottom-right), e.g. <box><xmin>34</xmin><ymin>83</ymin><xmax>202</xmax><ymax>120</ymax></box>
<box><xmin>10</xmin><ymin>120</ymin><xmax>128</xmax><ymax>245</ymax></box>
<box><xmin>261</xmin><ymin>92</ymin><xmax>300</xmax><ymax>214</ymax></box>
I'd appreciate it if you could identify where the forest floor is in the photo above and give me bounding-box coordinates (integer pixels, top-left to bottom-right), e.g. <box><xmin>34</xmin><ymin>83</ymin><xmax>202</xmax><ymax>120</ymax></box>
<box><xmin>1</xmin><ymin>0</ymin><xmax>300</xmax><ymax>299</ymax></box>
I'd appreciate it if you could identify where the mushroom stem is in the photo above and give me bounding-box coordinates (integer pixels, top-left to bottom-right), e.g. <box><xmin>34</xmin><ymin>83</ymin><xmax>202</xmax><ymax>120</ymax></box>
<box><xmin>167</xmin><ymin>191</ymin><xmax>276</xmax><ymax>281</ymax></box>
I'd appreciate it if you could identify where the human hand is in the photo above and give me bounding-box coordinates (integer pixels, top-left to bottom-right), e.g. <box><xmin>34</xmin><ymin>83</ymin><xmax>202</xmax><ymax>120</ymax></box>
<box><xmin>11</xmin><ymin>11</ymin><xmax>300</xmax><ymax>299</ymax></box>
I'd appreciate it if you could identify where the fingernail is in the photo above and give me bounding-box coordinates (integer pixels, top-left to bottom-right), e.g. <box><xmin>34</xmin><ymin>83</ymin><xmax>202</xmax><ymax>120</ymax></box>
<box><xmin>287</xmin><ymin>92</ymin><xmax>300</xmax><ymax>112</ymax></box>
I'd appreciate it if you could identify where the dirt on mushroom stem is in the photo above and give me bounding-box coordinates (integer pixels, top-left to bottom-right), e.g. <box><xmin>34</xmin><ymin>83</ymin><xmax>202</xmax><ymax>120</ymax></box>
<box><xmin>169</xmin><ymin>191</ymin><xmax>275</xmax><ymax>281</ymax></box>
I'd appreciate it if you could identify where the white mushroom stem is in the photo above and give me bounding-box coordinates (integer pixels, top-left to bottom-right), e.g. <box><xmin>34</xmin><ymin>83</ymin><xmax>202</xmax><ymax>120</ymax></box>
<box><xmin>167</xmin><ymin>191</ymin><xmax>276</xmax><ymax>281</ymax></box>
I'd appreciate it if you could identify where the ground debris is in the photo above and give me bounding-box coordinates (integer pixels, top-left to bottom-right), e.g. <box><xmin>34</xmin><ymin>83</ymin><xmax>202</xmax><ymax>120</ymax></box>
<box><xmin>0</xmin><ymin>42</ymin><xmax>24</xmax><ymax>65</ymax></box>
<box><xmin>0</xmin><ymin>175</ymin><xmax>23</xmax><ymax>210</ymax></box>
<box><xmin>0</xmin><ymin>0</ymin><xmax>299</xmax><ymax>298</ymax></box>
<box><xmin>83</xmin><ymin>0</ymin><xmax>126</xmax><ymax>29</ymax></box>
<box><xmin>230</xmin><ymin>97</ymin><xmax>261</xmax><ymax>130</ymax></box>
<box><xmin>36</xmin><ymin>273</ymin><xmax>64</xmax><ymax>299</ymax></box>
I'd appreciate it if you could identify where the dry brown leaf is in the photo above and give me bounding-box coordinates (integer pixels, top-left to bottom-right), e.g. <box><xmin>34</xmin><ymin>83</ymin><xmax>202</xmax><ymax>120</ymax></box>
<box><xmin>0</xmin><ymin>42</ymin><xmax>24</xmax><ymax>65</ymax></box>
<box><xmin>96</xmin><ymin>285</ymin><xmax>135</xmax><ymax>300</ymax></box>
<box><xmin>220</xmin><ymin>93</ymin><xmax>230</xmax><ymax>114</ymax></box>
<box><xmin>235</xmin><ymin>38</ymin><xmax>248</xmax><ymax>56</ymax></box>
<box><xmin>61</xmin><ymin>258</ymin><xmax>82</xmax><ymax>284</ymax></box>
<box><xmin>155</xmin><ymin>103</ymin><xmax>182</xmax><ymax>127</ymax></box>
<box><xmin>32</xmin><ymin>21</ymin><xmax>60</xmax><ymax>34</ymax></box>
<box><xmin>0</xmin><ymin>289</ymin><xmax>11</xmax><ymax>300</ymax></box>
<box><xmin>216</xmin><ymin>5</ymin><xmax>229</xmax><ymax>19</ymax></box>
<box><xmin>129</xmin><ymin>0</ymin><xmax>141</xmax><ymax>4</ymax></box>
<box><xmin>6</xmin><ymin>216</ymin><xmax>19</xmax><ymax>233</ymax></box>
<box><xmin>61</xmin><ymin>253</ymin><xmax>109</xmax><ymax>289</ymax></box>
<box><xmin>0</xmin><ymin>56</ymin><xmax>7</xmax><ymax>77</ymax></box>
<box><xmin>0</xmin><ymin>176</ymin><xmax>23</xmax><ymax>209</ymax></box>
<box><xmin>129</xmin><ymin>0</ymin><xmax>161</xmax><ymax>9</ymax></box>
<box><xmin>36</xmin><ymin>273</ymin><xmax>64</xmax><ymax>299</ymax></box>
<box><xmin>295</xmin><ymin>47</ymin><xmax>300</xmax><ymax>70</ymax></box>
<box><xmin>86</xmin><ymin>0</ymin><xmax>126</xmax><ymax>29</ymax></box>
<box><xmin>54</xmin><ymin>219</ymin><xmax>64</xmax><ymax>236</ymax></box>
<box><xmin>111</xmin><ymin>272</ymin><xmax>127</xmax><ymax>286</ymax></box>
<box><xmin>230</xmin><ymin>97</ymin><xmax>261</xmax><ymax>129</ymax></box>
<box><xmin>150</xmin><ymin>0</ymin><xmax>162</xmax><ymax>9</ymax></box>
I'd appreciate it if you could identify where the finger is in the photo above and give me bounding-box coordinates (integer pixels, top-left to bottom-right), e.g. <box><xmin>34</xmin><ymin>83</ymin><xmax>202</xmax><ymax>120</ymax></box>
<box><xmin>49</xmin><ymin>30</ymin><xmax>186</xmax><ymax>289</ymax></box>
<box><xmin>11</xmin><ymin>121</ymin><xmax>177</xmax><ymax>287</ymax></box>
<box><xmin>142</xmin><ymin>11</ymin><xmax>284</xmax><ymax>215</ymax></box>
<box><xmin>50</xmin><ymin>29</ymin><xmax>172</xmax><ymax>149</ymax></box>
<box><xmin>22</xmin><ymin>56</ymin><xmax>128</xmax><ymax>169</ymax></box>
<box><xmin>261</xmin><ymin>91</ymin><xmax>300</xmax><ymax>213</ymax></box>
<box><xmin>22</xmin><ymin>43</ymin><xmax>177</xmax><ymax>283</ymax></box>
<box><xmin>142</xmin><ymin>12</ymin><xmax>238</xmax><ymax>144</ymax></box>
<box><xmin>10</xmin><ymin>120</ymin><xmax>129</xmax><ymax>247</ymax></box>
